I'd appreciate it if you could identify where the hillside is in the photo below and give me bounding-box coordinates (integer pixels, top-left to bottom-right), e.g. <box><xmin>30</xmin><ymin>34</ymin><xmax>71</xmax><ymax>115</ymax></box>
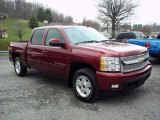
<box><xmin>0</xmin><ymin>18</ymin><xmax>43</xmax><ymax>51</ymax></box>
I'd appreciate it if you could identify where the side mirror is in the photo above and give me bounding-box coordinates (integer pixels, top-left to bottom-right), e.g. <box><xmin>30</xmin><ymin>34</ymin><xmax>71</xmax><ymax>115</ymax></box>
<box><xmin>49</xmin><ymin>38</ymin><xmax>65</xmax><ymax>48</ymax></box>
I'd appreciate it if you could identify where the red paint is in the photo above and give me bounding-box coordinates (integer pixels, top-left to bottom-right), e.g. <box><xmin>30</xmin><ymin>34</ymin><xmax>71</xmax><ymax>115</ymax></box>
<box><xmin>146</xmin><ymin>42</ymin><xmax>150</xmax><ymax>49</ymax></box>
<box><xmin>8</xmin><ymin>26</ymin><xmax>152</xmax><ymax>91</ymax></box>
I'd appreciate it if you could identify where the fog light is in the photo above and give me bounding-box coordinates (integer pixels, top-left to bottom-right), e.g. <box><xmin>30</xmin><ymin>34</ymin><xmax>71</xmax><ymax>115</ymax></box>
<box><xmin>111</xmin><ymin>84</ymin><xmax>119</xmax><ymax>89</ymax></box>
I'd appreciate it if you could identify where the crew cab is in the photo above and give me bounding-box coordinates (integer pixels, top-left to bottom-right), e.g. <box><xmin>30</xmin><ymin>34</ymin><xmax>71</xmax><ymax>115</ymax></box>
<box><xmin>8</xmin><ymin>26</ymin><xmax>152</xmax><ymax>102</ymax></box>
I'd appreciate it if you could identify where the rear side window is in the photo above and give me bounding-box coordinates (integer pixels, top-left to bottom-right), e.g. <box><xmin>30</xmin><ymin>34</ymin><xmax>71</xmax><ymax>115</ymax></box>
<box><xmin>31</xmin><ymin>29</ymin><xmax>45</xmax><ymax>45</ymax></box>
<box><xmin>139</xmin><ymin>32</ymin><xmax>146</xmax><ymax>38</ymax></box>
<box><xmin>45</xmin><ymin>29</ymin><xmax>64</xmax><ymax>45</ymax></box>
<box><xmin>117</xmin><ymin>33</ymin><xmax>136</xmax><ymax>39</ymax></box>
<box><xmin>157</xmin><ymin>32</ymin><xmax>160</xmax><ymax>39</ymax></box>
<box><xmin>135</xmin><ymin>32</ymin><xmax>141</xmax><ymax>39</ymax></box>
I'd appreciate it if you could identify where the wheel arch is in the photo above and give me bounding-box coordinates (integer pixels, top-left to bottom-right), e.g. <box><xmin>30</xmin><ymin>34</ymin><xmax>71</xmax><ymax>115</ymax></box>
<box><xmin>12</xmin><ymin>52</ymin><xmax>20</xmax><ymax>63</ymax></box>
<box><xmin>68</xmin><ymin>62</ymin><xmax>96</xmax><ymax>87</ymax></box>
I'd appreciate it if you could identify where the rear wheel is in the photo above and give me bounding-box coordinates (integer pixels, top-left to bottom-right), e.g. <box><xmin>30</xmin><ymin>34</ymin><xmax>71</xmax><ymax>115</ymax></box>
<box><xmin>73</xmin><ymin>68</ymin><xmax>99</xmax><ymax>103</ymax></box>
<box><xmin>14</xmin><ymin>57</ymin><xmax>27</xmax><ymax>76</ymax></box>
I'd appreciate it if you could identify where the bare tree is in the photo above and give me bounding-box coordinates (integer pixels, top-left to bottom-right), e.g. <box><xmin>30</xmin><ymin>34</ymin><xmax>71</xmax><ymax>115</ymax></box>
<box><xmin>13</xmin><ymin>20</ymin><xmax>25</xmax><ymax>41</ymax></box>
<box><xmin>120</xmin><ymin>23</ymin><xmax>132</xmax><ymax>32</ymax></box>
<box><xmin>0</xmin><ymin>0</ymin><xmax>5</xmax><ymax>12</ymax></box>
<box><xmin>133</xmin><ymin>25</ymin><xmax>151</xmax><ymax>36</ymax></box>
<box><xmin>63</xmin><ymin>16</ymin><xmax>73</xmax><ymax>23</ymax></box>
<box><xmin>97</xmin><ymin>0</ymin><xmax>137</xmax><ymax>37</ymax></box>
<box><xmin>141</xmin><ymin>26</ymin><xmax>151</xmax><ymax>36</ymax></box>
<box><xmin>82</xmin><ymin>19</ymin><xmax>100</xmax><ymax>30</ymax></box>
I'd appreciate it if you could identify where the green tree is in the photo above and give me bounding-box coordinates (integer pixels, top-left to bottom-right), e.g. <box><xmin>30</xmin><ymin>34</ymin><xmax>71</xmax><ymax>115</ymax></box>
<box><xmin>37</xmin><ymin>7</ymin><xmax>45</xmax><ymax>22</ymax></box>
<box><xmin>45</xmin><ymin>8</ymin><xmax>53</xmax><ymax>23</ymax></box>
<box><xmin>64</xmin><ymin>16</ymin><xmax>73</xmax><ymax>23</ymax></box>
<box><xmin>28</xmin><ymin>16</ymin><xmax>39</xmax><ymax>29</ymax></box>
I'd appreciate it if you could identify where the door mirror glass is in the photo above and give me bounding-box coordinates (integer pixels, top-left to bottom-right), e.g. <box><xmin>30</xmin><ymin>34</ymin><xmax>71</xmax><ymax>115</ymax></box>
<box><xmin>49</xmin><ymin>38</ymin><xmax>65</xmax><ymax>48</ymax></box>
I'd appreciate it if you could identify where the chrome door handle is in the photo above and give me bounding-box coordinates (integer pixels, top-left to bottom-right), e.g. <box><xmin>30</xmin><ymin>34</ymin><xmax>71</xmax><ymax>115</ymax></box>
<box><xmin>42</xmin><ymin>50</ymin><xmax>48</xmax><ymax>53</ymax></box>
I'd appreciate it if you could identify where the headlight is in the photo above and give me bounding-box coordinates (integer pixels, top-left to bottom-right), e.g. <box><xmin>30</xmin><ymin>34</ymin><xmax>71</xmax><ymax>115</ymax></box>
<box><xmin>100</xmin><ymin>57</ymin><xmax>120</xmax><ymax>72</ymax></box>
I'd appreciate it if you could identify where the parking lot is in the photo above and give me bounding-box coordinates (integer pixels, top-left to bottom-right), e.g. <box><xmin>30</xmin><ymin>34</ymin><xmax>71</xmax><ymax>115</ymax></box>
<box><xmin>0</xmin><ymin>55</ymin><xmax>160</xmax><ymax>120</ymax></box>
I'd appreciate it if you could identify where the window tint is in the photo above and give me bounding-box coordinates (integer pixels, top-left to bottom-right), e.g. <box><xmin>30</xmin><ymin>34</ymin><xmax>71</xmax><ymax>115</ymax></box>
<box><xmin>31</xmin><ymin>29</ymin><xmax>45</xmax><ymax>45</ymax></box>
<box><xmin>117</xmin><ymin>33</ymin><xmax>136</xmax><ymax>39</ymax></box>
<box><xmin>45</xmin><ymin>29</ymin><xmax>64</xmax><ymax>45</ymax></box>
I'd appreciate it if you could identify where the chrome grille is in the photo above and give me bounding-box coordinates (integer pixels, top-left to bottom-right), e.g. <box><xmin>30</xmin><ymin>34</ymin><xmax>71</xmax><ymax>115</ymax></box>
<box><xmin>121</xmin><ymin>52</ymin><xmax>149</xmax><ymax>73</ymax></box>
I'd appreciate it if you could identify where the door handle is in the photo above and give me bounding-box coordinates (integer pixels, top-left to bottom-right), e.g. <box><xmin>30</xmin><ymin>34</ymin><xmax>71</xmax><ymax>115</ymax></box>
<box><xmin>28</xmin><ymin>48</ymin><xmax>33</xmax><ymax>51</ymax></box>
<box><xmin>42</xmin><ymin>50</ymin><xmax>48</xmax><ymax>53</ymax></box>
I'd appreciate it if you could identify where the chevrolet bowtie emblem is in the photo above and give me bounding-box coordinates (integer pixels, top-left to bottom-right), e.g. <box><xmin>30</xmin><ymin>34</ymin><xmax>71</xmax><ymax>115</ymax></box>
<box><xmin>139</xmin><ymin>58</ymin><xmax>144</xmax><ymax>63</ymax></box>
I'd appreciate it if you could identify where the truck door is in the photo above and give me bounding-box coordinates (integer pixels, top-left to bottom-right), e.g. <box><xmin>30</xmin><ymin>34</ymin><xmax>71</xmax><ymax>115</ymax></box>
<box><xmin>27</xmin><ymin>29</ymin><xmax>45</xmax><ymax>71</ymax></box>
<box><xmin>41</xmin><ymin>28</ymin><xmax>68</xmax><ymax>78</ymax></box>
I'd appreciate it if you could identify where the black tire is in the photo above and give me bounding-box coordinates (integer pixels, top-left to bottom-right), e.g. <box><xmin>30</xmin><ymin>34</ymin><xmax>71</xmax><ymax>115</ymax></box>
<box><xmin>14</xmin><ymin>57</ymin><xmax>27</xmax><ymax>77</ymax></box>
<box><xmin>73</xmin><ymin>68</ymin><xmax>99</xmax><ymax>103</ymax></box>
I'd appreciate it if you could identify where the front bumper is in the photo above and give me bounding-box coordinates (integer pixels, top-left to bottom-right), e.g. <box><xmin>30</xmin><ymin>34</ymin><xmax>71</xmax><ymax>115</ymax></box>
<box><xmin>96</xmin><ymin>64</ymin><xmax>152</xmax><ymax>91</ymax></box>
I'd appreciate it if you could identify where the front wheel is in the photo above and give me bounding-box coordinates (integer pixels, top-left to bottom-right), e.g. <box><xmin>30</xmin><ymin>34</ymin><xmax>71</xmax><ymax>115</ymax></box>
<box><xmin>14</xmin><ymin>57</ymin><xmax>27</xmax><ymax>77</ymax></box>
<box><xmin>73</xmin><ymin>68</ymin><xmax>99</xmax><ymax>103</ymax></box>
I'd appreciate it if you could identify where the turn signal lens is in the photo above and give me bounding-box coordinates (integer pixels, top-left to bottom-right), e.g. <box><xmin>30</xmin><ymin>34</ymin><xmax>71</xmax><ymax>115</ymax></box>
<box><xmin>100</xmin><ymin>57</ymin><xmax>120</xmax><ymax>72</ymax></box>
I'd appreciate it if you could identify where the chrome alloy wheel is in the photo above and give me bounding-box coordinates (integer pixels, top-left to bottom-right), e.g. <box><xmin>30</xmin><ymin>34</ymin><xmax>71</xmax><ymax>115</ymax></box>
<box><xmin>75</xmin><ymin>75</ymin><xmax>92</xmax><ymax>98</ymax></box>
<box><xmin>15</xmin><ymin>59</ymin><xmax>21</xmax><ymax>74</ymax></box>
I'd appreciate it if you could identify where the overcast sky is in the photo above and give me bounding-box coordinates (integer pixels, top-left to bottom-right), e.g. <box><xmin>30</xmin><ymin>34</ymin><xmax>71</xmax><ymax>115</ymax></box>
<box><xmin>26</xmin><ymin>0</ymin><xmax>160</xmax><ymax>25</ymax></box>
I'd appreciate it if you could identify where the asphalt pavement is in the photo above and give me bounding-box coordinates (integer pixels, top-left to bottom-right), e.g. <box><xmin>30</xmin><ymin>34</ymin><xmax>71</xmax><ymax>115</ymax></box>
<box><xmin>0</xmin><ymin>55</ymin><xmax>160</xmax><ymax>120</ymax></box>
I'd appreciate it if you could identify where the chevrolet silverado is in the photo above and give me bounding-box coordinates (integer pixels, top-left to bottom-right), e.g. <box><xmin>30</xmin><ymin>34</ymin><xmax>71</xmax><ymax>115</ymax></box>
<box><xmin>8</xmin><ymin>26</ymin><xmax>152</xmax><ymax>102</ymax></box>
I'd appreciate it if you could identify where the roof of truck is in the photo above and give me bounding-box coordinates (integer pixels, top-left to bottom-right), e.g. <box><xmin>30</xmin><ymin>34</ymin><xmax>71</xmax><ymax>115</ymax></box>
<box><xmin>34</xmin><ymin>25</ymin><xmax>87</xmax><ymax>30</ymax></box>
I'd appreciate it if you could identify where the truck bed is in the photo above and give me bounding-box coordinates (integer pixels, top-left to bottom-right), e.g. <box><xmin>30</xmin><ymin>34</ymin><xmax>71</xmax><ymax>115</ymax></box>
<box><xmin>8</xmin><ymin>42</ymin><xmax>28</xmax><ymax>65</ymax></box>
<box><xmin>128</xmin><ymin>39</ymin><xmax>160</xmax><ymax>58</ymax></box>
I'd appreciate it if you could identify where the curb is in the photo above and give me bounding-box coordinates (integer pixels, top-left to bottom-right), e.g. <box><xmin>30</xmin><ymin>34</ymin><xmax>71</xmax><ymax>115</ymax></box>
<box><xmin>0</xmin><ymin>51</ymin><xmax>8</xmax><ymax>53</ymax></box>
<box><xmin>0</xmin><ymin>51</ymin><xmax>8</xmax><ymax>56</ymax></box>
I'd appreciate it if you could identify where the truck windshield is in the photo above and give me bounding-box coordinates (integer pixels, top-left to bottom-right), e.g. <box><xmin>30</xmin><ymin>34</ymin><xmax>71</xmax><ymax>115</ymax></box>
<box><xmin>64</xmin><ymin>27</ymin><xmax>108</xmax><ymax>44</ymax></box>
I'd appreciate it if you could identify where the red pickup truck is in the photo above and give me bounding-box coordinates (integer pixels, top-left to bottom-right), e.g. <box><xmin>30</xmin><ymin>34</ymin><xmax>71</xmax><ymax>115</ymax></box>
<box><xmin>8</xmin><ymin>26</ymin><xmax>152</xmax><ymax>102</ymax></box>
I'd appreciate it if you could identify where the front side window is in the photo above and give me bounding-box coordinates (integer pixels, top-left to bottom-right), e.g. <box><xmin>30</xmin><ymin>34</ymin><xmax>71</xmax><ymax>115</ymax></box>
<box><xmin>31</xmin><ymin>29</ymin><xmax>45</xmax><ymax>45</ymax></box>
<box><xmin>45</xmin><ymin>29</ymin><xmax>64</xmax><ymax>45</ymax></box>
<box><xmin>64</xmin><ymin>27</ymin><xmax>107</xmax><ymax>44</ymax></box>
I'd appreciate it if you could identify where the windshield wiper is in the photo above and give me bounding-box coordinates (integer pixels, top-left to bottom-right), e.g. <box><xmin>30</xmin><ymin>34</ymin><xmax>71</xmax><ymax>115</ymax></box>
<box><xmin>99</xmin><ymin>39</ymin><xmax>110</xmax><ymax>42</ymax></box>
<box><xmin>75</xmin><ymin>40</ymin><xmax>100</xmax><ymax>44</ymax></box>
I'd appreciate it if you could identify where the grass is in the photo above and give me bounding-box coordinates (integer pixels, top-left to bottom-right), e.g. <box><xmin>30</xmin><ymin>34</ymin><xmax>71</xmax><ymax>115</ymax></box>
<box><xmin>0</xmin><ymin>18</ymin><xmax>43</xmax><ymax>51</ymax></box>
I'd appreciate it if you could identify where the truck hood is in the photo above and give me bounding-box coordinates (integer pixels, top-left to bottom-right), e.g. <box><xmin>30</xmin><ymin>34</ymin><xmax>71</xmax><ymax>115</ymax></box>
<box><xmin>75</xmin><ymin>41</ymin><xmax>147</xmax><ymax>57</ymax></box>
